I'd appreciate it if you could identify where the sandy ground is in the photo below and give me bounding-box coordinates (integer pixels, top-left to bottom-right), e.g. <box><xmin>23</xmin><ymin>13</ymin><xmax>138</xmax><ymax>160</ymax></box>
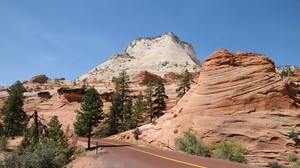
<box><xmin>67</xmin><ymin>141</ymin><xmax>104</xmax><ymax>168</ymax></box>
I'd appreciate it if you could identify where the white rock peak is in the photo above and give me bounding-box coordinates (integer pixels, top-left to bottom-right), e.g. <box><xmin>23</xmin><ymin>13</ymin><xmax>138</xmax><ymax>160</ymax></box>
<box><xmin>78</xmin><ymin>32</ymin><xmax>201</xmax><ymax>83</ymax></box>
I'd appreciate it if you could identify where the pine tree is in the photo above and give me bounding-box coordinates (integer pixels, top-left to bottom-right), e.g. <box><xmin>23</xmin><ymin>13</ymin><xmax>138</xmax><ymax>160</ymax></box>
<box><xmin>47</xmin><ymin>116</ymin><xmax>68</xmax><ymax>148</ymax></box>
<box><xmin>132</xmin><ymin>92</ymin><xmax>146</xmax><ymax>127</ymax></box>
<box><xmin>176</xmin><ymin>70</ymin><xmax>192</xmax><ymax>98</ymax></box>
<box><xmin>119</xmin><ymin>98</ymin><xmax>133</xmax><ymax>132</ymax></box>
<box><xmin>153</xmin><ymin>80</ymin><xmax>168</xmax><ymax>118</ymax></box>
<box><xmin>106</xmin><ymin>92</ymin><xmax>122</xmax><ymax>135</ymax></box>
<box><xmin>145</xmin><ymin>81</ymin><xmax>155</xmax><ymax>122</ymax></box>
<box><xmin>74</xmin><ymin>87</ymin><xmax>104</xmax><ymax>150</ymax></box>
<box><xmin>0</xmin><ymin>81</ymin><xmax>27</xmax><ymax>137</ymax></box>
<box><xmin>112</xmin><ymin>70</ymin><xmax>130</xmax><ymax>122</ymax></box>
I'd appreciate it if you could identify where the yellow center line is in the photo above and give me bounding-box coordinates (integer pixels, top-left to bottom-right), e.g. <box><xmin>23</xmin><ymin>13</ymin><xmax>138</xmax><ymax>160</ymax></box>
<box><xmin>98</xmin><ymin>140</ymin><xmax>207</xmax><ymax>168</ymax></box>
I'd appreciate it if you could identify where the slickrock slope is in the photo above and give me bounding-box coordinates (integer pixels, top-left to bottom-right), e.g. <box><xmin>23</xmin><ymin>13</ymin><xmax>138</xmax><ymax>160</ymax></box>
<box><xmin>114</xmin><ymin>49</ymin><xmax>300</xmax><ymax>167</ymax></box>
<box><xmin>78</xmin><ymin>32</ymin><xmax>201</xmax><ymax>84</ymax></box>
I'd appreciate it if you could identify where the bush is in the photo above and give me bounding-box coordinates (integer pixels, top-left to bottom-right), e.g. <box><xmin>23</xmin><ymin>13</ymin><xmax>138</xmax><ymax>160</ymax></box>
<box><xmin>1</xmin><ymin>142</ymin><xmax>72</xmax><ymax>168</ymax></box>
<box><xmin>212</xmin><ymin>141</ymin><xmax>246</xmax><ymax>163</ymax></box>
<box><xmin>133</xmin><ymin>128</ymin><xmax>142</xmax><ymax>140</ymax></box>
<box><xmin>0</xmin><ymin>136</ymin><xmax>8</xmax><ymax>151</ymax></box>
<box><xmin>268</xmin><ymin>161</ymin><xmax>285</xmax><ymax>168</ymax></box>
<box><xmin>290</xmin><ymin>160</ymin><xmax>300</xmax><ymax>168</ymax></box>
<box><xmin>288</xmin><ymin>153</ymin><xmax>298</xmax><ymax>162</ymax></box>
<box><xmin>175</xmin><ymin>131</ymin><xmax>211</xmax><ymax>157</ymax></box>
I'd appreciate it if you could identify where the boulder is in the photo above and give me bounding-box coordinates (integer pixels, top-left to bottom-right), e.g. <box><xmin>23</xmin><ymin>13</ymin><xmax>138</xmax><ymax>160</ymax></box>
<box><xmin>30</xmin><ymin>74</ymin><xmax>49</xmax><ymax>83</ymax></box>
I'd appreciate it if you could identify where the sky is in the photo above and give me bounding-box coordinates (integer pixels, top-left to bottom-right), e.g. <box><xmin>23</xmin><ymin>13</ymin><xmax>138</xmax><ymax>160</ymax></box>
<box><xmin>0</xmin><ymin>0</ymin><xmax>299</xmax><ymax>86</ymax></box>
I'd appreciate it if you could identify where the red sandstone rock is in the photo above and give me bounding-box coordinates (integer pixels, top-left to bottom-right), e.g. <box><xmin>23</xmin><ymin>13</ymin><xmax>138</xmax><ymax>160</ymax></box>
<box><xmin>57</xmin><ymin>87</ymin><xmax>85</xmax><ymax>102</ymax></box>
<box><xmin>112</xmin><ymin>48</ymin><xmax>300</xmax><ymax>167</ymax></box>
<box><xmin>132</xmin><ymin>71</ymin><xmax>164</xmax><ymax>85</ymax></box>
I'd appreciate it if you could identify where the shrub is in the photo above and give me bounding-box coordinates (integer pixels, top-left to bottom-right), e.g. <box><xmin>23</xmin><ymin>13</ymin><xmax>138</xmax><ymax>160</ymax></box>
<box><xmin>175</xmin><ymin>131</ymin><xmax>211</xmax><ymax>157</ymax></box>
<box><xmin>290</xmin><ymin>160</ymin><xmax>300</xmax><ymax>168</ymax></box>
<box><xmin>288</xmin><ymin>153</ymin><xmax>298</xmax><ymax>162</ymax></box>
<box><xmin>212</xmin><ymin>141</ymin><xmax>246</xmax><ymax>163</ymax></box>
<box><xmin>1</xmin><ymin>142</ymin><xmax>72</xmax><ymax>168</ymax></box>
<box><xmin>288</xmin><ymin>128</ymin><xmax>299</xmax><ymax>142</ymax></box>
<box><xmin>133</xmin><ymin>128</ymin><xmax>142</xmax><ymax>140</ymax></box>
<box><xmin>0</xmin><ymin>136</ymin><xmax>8</xmax><ymax>151</ymax></box>
<box><xmin>268</xmin><ymin>161</ymin><xmax>285</xmax><ymax>168</ymax></box>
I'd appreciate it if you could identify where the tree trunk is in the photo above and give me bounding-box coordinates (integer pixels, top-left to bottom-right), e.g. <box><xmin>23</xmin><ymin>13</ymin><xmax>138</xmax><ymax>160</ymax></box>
<box><xmin>87</xmin><ymin>124</ymin><xmax>92</xmax><ymax>150</ymax></box>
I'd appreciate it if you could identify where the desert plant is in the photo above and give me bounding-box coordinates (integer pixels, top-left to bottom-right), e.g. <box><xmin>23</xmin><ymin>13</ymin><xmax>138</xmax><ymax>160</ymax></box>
<box><xmin>290</xmin><ymin>160</ymin><xmax>300</xmax><ymax>168</ymax></box>
<box><xmin>1</xmin><ymin>142</ymin><xmax>69</xmax><ymax>168</ymax></box>
<box><xmin>288</xmin><ymin>128</ymin><xmax>299</xmax><ymax>142</ymax></box>
<box><xmin>288</xmin><ymin>153</ymin><xmax>298</xmax><ymax>162</ymax></box>
<box><xmin>212</xmin><ymin>141</ymin><xmax>246</xmax><ymax>163</ymax></box>
<box><xmin>175</xmin><ymin>131</ymin><xmax>211</xmax><ymax>157</ymax></box>
<box><xmin>133</xmin><ymin>128</ymin><xmax>142</xmax><ymax>140</ymax></box>
<box><xmin>268</xmin><ymin>161</ymin><xmax>285</xmax><ymax>168</ymax></box>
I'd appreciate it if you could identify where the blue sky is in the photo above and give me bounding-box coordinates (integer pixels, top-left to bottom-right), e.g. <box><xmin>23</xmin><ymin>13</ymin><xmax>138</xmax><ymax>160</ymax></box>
<box><xmin>0</xmin><ymin>0</ymin><xmax>299</xmax><ymax>86</ymax></box>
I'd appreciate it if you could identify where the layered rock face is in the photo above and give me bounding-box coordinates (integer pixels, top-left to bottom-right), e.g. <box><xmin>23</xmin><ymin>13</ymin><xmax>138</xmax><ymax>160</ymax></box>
<box><xmin>114</xmin><ymin>49</ymin><xmax>300</xmax><ymax>167</ymax></box>
<box><xmin>78</xmin><ymin>32</ymin><xmax>201</xmax><ymax>84</ymax></box>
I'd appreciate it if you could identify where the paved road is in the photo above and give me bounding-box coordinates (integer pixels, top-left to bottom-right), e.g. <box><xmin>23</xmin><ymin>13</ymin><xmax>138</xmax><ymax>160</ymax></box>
<box><xmin>79</xmin><ymin>138</ymin><xmax>254</xmax><ymax>168</ymax></box>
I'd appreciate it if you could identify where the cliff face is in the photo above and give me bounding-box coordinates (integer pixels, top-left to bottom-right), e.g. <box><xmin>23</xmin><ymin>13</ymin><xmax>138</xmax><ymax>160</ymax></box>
<box><xmin>78</xmin><ymin>32</ymin><xmax>201</xmax><ymax>84</ymax></box>
<box><xmin>113</xmin><ymin>49</ymin><xmax>300</xmax><ymax>167</ymax></box>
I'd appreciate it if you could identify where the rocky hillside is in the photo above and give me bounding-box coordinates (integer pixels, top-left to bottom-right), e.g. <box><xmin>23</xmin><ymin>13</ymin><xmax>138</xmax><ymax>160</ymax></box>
<box><xmin>78</xmin><ymin>32</ymin><xmax>201</xmax><ymax>84</ymax></box>
<box><xmin>113</xmin><ymin>48</ymin><xmax>300</xmax><ymax>167</ymax></box>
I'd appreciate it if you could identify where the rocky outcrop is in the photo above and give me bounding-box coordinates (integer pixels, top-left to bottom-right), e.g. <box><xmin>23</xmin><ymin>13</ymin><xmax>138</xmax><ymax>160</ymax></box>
<box><xmin>30</xmin><ymin>74</ymin><xmax>49</xmax><ymax>83</ymax></box>
<box><xmin>100</xmin><ymin>92</ymin><xmax>114</xmax><ymax>102</ymax></box>
<box><xmin>113</xmin><ymin>49</ymin><xmax>300</xmax><ymax>167</ymax></box>
<box><xmin>78</xmin><ymin>32</ymin><xmax>201</xmax><ymax>84</ymax></box>
<box><xmin>57</xmin><ymin>88</ymin><xmax>85</xmax><ymax>102</ymax></box>
<box><xmin>38</xmin><ymin>91</ymin><xmax>52</xmax><ymax>99</ymax></box>
<box><xmin>132</xmin><ymin>71</ymin><xmax>163</xmax><ymax>85</ymax></box>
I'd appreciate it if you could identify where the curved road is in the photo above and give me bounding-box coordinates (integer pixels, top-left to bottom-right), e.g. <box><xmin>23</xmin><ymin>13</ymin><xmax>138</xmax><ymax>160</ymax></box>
<box><xmin>79</xmin><ymin>138</ymin><xmax>254</xmax><ymax>168</ymax></box>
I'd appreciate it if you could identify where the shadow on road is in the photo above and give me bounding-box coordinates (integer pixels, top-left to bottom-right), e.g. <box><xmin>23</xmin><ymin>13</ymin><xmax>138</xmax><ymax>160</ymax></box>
<box><xmin>88</xmin><ymin>144</ymin><xmax>131</xmax><ymax>150</ymax></box>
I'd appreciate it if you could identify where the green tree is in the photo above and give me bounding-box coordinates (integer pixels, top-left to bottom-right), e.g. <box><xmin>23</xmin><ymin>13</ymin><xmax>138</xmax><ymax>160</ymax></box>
<box><xmin>119</xmin><ymin>98</ymin><xmax>134</xmax><ymax>132</ymax></box>
<box><xmin>112</xmin><ymin>70</ymin><xmax>130</xmax><ymax>122</ymax></box>
<box><xmin>145</xmin><ymin>81</ymin><xmax>155</xmax><ymax>122</ymax></box>
<box><xmin>74</xmin><ymin>87</ymin><xmax>104</xmax><ymax>150</ymax></box>
<box><xmin>106</xmin><ymin>92</ymin><xmax>122</xmax><ymax>136</ymax></box>
<box><xmin>176</xmin><ymin>70</ymin><xmax>192</xmax><ymax>98</ymax></box>
<box><xmin>153</xmin><ymin>80</ymin><xmax>168</xmax><ymax>118</ymax></box>
<box><xmin>47</xmin><ymin>116</ymin><xmax>68</xmax><ymax>148</ymax></box>
<box><xmin>132</xmin><ymin>92</ymin><xmax>146</xmax><ymax>127</ymax></box>
<box><xmin>0</xmin><ymin>81</ymin><xmax>27</xmax><ymax>137</ymax></box>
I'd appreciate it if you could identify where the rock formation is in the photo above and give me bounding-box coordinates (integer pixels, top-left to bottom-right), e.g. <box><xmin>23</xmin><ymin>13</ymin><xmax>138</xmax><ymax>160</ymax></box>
<box><xmin>57</xmin><ymin>87</ymin><xmax>86</xmax><ymax>102</ymax></box>
<box><xmin>78</xmin><ymin>32</ymin><xmax>201</xmax><ymax>84</ymax></box>
<box><xmin>30</xmin><ymin>74</ymin><xmax>49</xmax><ymax>83</ymax></box>
<box><xmin>132</xmin><ymin>71</ymin><xmax>164</xmax><ymax>85</ymax></box>
<box><xmin>113</xmin><ymin>48</ymin><xmax>300</xmax><ymax>167</ymax></box>
<box><xmin>37</xmin><ymin>91</ymin><xmax>52</xmax><ymax>99</ymax></box>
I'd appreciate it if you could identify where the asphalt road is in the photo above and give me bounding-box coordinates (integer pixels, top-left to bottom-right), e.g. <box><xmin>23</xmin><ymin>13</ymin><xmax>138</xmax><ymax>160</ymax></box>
<box><xmin>80</xmin><ymin>138</ymin><xmax>254</xmax><ymax>168</ymax></box>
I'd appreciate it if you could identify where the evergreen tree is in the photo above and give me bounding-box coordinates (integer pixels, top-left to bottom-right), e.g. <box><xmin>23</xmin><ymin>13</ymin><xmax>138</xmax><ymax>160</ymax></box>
<box><xmin>47</xmin><ymin>116</ymin><xmax>68</xmax><ymax>148</ymax></box>
<box><xmin>106</xmin><ymin>92</ymin><xmax>122</xmax><ymax>135</ymax></box>
<box><xmin>176</xmin><ymin>70</ymin><xmax>192</xmax><ymax>98</ymax></box>
<box><xmin>74</xmin><ymin>87</ymin><xmax>104</xmax><ymax>150</ymax></box>
<box><xmin>119</xmin><ymin>98</ymin><xmax>134</xmax><ymax>132</ymax></box>
<box><xmin>132</xmin><ymin>92</ymin><xmax>146</xmax><ymax>127</ymax></box>
<box><xmin>0</xmin><ymin>81</ymin><xmax>26</xmax><ymax>137</ymax></box>
<box><xmin>145</xmin><ymin>81</ymin><xmax>155</xmax><ymax>122</ymax></box>
<box><xmin>153</xmin><ymin>80</ymin><xmax>168</xmax><ymax>118</ymax></box>
<box><xmin>112</xmin><ymin>70</ymin><xmax>130</xmax><ymax>122</ymax></box>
